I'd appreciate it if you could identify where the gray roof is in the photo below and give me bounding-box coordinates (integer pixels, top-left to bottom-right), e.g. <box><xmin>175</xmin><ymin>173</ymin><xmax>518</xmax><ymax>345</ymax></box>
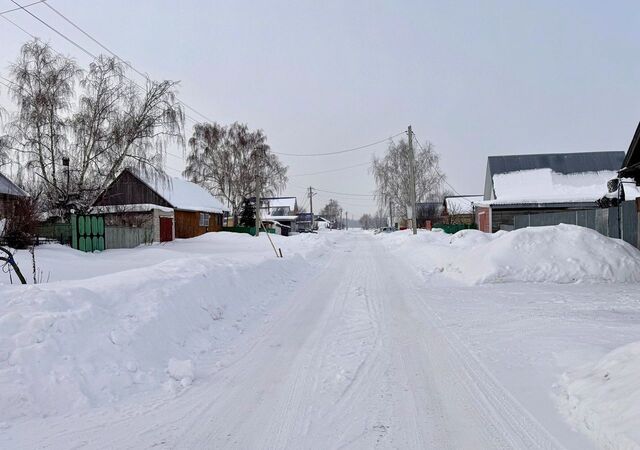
<box><xmin>487</xmin><ymin>151</ymin><xmax>625</xmax><ymax>176</ymax></box>
<box><xmin>0</xmin><ymin>173</ymin><xmax>27</xmax><ymax>197</ymax></box>
<box><xmin>484</xmin><ymin>151</ymin><xmax>625</xmax><ymax>201</ymax></box>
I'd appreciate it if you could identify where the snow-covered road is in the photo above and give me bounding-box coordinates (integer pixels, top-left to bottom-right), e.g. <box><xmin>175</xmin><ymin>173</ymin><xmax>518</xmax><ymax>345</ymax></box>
<box><xmin>4</xmin><ymin>230</ymin><xmax>617</xmax><ymax>449</ymax></box>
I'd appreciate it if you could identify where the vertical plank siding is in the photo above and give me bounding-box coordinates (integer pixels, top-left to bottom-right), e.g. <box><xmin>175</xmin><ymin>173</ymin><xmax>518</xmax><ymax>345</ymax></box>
<box><xmin>174</xmin><ymin>210</ymin><xmax>223</xmax><ymax>238</ymax></box>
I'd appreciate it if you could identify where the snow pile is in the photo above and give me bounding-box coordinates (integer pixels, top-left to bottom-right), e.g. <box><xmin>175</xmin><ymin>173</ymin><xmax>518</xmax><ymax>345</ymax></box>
<box><xmin>0</xmin><ymin>232</ymin><xmax>332</xmax><ymax>422</ymax></box>
<box><xmin>168</xmin><ymin>358</ymin><xmax>195</xmax><ymax>387</ymax></box>
<box><xmin>557</xmin><ymin>341</ymin><xmax>640</xmax><ymax>449</ymax></box>
<box><xmin>379</xmin><ymin>225</ymin><xmax>640</xmax><ymax>284</ymax></box>
<box><xmin>447</xmin><ymin>224</ymin><xmax>640</xmax><ymax>284</ymax></box>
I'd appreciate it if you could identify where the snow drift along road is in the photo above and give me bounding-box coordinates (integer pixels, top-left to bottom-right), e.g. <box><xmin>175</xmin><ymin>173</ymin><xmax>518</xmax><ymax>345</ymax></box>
<box><xmin>0</xmin><ymin>232</ymin><xmax>333</xmax><ymax>422</ymax></box>
<box><xmin>558</xmin><ymin>340</ymin><xmax>640</xmax><ymax>449</ymax></box>
<box><xmin>381</xmin><ymin>224</ymin><xmax>640</xmax><ymax>284</ymax></box>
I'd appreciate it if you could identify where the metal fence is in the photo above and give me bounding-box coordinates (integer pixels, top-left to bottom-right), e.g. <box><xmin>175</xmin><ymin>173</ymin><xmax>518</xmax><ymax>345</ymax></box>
<box><xmin>513</xmin><ymin>201</ymin><xmax>638</xmax><ymax>247</ymax></box>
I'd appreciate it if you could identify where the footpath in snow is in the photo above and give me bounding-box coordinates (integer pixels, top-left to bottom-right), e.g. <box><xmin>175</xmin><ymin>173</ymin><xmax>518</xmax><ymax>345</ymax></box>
<box><xmin>1</xmin><ymin>226</ymin><xmax>639</xmax><ymax>449</ymax></box>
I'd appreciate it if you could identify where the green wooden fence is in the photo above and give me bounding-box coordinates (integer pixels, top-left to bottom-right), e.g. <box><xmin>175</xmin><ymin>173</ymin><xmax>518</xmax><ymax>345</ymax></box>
<box><xmin>71</xmin><ymin>214</ymin><xmax>106</xmax><ymax>252</ymax></box>
<box><xmin>431</xmin><ymin>223</ymin><xmax>477</xmax><ymax>234</ymax></box>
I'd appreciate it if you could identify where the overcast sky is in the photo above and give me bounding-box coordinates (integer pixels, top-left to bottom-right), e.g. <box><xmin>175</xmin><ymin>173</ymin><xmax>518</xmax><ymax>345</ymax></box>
<box><xmin>1</xmin><ymin>0</ymin><xmax>640</xmax><ymax>216</ymax></box>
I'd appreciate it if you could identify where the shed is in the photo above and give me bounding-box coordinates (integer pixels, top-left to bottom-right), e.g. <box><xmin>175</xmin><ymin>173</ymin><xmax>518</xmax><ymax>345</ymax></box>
<box><xmin>93</xmin><ymin>168</ymin><xmax>228</xmax><ymax>241</ymax></box>
<box><xmin>0</xmin><ymin>172</ymin><xmax>28</xmax><ymax>219</ymax></box>
<box><xmin>442</xmin><ymin>195</ymin><xmax>483</xmax><ymax>224</ymax></box>
<box><xmin>477</xmin><ymin>151</ymin><xmax>625</xmax><ymax>232</ymax></box>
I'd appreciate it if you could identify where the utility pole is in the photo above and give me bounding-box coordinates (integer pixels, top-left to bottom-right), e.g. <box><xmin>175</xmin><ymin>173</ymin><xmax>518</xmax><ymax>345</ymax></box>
<box><xmin>389</xmin><ymin>201</ymin><xmax>393</xmax><ymax>229</ymax></box>
<box><xmin>408</xmin><ymin>125</ymin><xmax>417</xmax><ymax>235</ymax></box>
<box><xmin>254</xmin><ymin>149</ymin><xmax>263</xmax><ymax>237</ymax></box>
<box><xmin>309</xmin><ymin>186</ymin><xmax>316</xmax><ymax>230</ymax></box>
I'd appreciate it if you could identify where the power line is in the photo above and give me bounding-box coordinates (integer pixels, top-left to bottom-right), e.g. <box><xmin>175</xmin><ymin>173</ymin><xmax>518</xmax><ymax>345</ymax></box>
<box><xmin>289</xmin><ymin>161</ymin><xmax>371</xmax><ymax>178</ymax></box>
<box><xmin>0</xmin><ymin>0</ymin><xmax>45</xmax><ymax>15</ymax></box>
<box><xmin>411</xmin><ymin>129</ymin><xmax>468</xmax><ymax>200</ymax></box>
<box><xmin>290</xmin><ymin>182</ymin><xmax>375</xmax><ymax>198</ymax></box>
<box><xmin>1</xmin><ymin>1</ymin><xmax>204</xmax><ymax>128</ymax></box>
<box><xmin>41</xmin><ymin>1</ymin><xmax>214</xmax><ymax>124</ymax></box>
<box><xmin>273</xmin><ymin>131</ymin><xmax>405</xmax><ymax>157</ymax></box>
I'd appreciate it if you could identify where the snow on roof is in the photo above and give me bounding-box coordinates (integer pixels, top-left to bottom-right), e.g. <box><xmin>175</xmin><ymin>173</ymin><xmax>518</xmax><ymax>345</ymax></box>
<box><xmin>444</xmin><ymin>196</ymin><xmax>483</xmax><ymax>214</ymax></box>
<box><xmin>140</xmin><ymin>174</ymin><xmax>229</xmax><ymax>214</ymax></box>
<box><xmin>487</xmin><ymin>151</ymin><xmax>625</xmax><ymax>177</ymax></box>
<box><xmin>264</xmin><ymin>214</ymin><xmax>298</xmax><ymax>221</ymax></box>
<box><xmin>263</xmin><ymin>197</ymin><xmax>296</xmax><ymax>211</ymax></box>
<box><xmin>485</xmin><ymin>168</ymin><xmax>627</xmax><ymax>205</ymax></box>
<box><xmin>0</xmin><ymin>173</ymin><xmax>27</xmax><ymax>197</ymax></box>
<box><xmin>90</xmin><ymin>203</ymin><xmax>174</xmax><ymax>214</ymax></box>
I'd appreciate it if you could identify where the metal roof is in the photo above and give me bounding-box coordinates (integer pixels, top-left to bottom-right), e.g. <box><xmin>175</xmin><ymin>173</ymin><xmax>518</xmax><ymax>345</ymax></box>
<box><xmin>487</xmin><ymin>151</ymin><xmax>625</xmax><ymax>176</ymax></box>
<box><xmin>0</xmin><ymin>173</ymin><xmax>27</xmax><ymax>197</ymax></box>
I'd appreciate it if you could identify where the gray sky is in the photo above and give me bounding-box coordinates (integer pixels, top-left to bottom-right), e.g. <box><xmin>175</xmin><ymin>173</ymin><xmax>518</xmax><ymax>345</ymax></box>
<box><xmin>1</xmin><ymin>0</ymin><xmax>639</xmax><ymax>216</ymax></box>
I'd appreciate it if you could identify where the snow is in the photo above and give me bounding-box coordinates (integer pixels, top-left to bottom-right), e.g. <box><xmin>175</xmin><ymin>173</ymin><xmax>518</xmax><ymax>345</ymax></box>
<box><xmin>486</xmin><ymin>168</ymin><xmax>640</xmax><ymax>204</ymax></box>
<box><xmin>142</xmin><ymin>175</ymin><xmax>229</xmax><ymax>213</ymax></box>
<box><xmin>263</xmin><ymin>196</ymin><xmax>297</xmax><ymax>213</ymax></box>
<box><xmin>168</xmin><ymin>358</ymin><xmax>195</xmax><ymax>387</ymax></box>
<box><xmin>1</xmin><ymin>226</ymin><xmax>640</xmax><ymax>448</ymax></box>
<box><xmin>444</xmin><ymin>195</ymin><xmax>483</xmax><ymax>214</ymax></box>
<box><xmin>378</xmin><ymin>224</ymin><xmax>640</xmax><ymax>284</ymax></box>
<box><xmin>0</xmin><ymin>172</ymin><xmax>28</xmax><ymax>197</ymax></box>
<box><xmin>0</xmin><ymin>232</ymin><xmax>331</xmax><ymax>423</ymax></box>
<box><xmin>557</xmin><ymin>341</ymin><xmax>640</xmax><ymax>449</ymax></box>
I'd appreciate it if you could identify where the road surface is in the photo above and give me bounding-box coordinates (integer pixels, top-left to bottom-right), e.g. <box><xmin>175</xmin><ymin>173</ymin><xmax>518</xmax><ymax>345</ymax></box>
<box><xmin>4</xmin><ymin>233</ymin><xmax>570</xmax><ymax>449</ymax></box>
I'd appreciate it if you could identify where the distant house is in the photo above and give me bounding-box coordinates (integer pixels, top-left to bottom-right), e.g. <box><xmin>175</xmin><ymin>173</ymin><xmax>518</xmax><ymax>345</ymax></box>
<box><xmin>416</xmin><ymin>201</ymin><xmax>444</xmax><ymax>227</ymax></box>
<box><xmin>0</xmin><ymin>173</ymin><xmax>28</xmax><ymax>219</ymax></box>
<box><xmin>92</xmin><ymin>168</ymin><xmax>228</xmax><ymax>242</ymax></box>
<box><xmin>442</xmin><ymin>195</ymin><xmax>483</xmax><ymax>224</ymax></box>
<box><xmin>476</xmin><ymin>151</ymin><xmax>625</xmax><ymax>232</ymax></box>
<box><xmin>260</xmin><ymin>196</ymin><xmax>298</xmax><ymax>235</ymax></box>
<box><xmin>315</xmin><ymin>216</ymin><xmax>332</xmax><ymax>229</ymax></box>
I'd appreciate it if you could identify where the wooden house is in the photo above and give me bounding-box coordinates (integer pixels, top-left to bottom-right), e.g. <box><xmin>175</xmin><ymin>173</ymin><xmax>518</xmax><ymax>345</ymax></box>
<box><xmin>92</xmin><ymin>168</ymin><xmax>228</xmax><ymax>241</ymax></box>
<box><xmin>0</xmin><ymin>173</ymin><xmax>28</xmax><ymax>219</ymax></box>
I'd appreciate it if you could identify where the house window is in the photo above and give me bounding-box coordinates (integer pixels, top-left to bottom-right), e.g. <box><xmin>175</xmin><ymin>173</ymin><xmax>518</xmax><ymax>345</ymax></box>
<box><xmin>199</xmin><ymin>213</ymin><xmax>210</xmax><ymax>227</ymax></box>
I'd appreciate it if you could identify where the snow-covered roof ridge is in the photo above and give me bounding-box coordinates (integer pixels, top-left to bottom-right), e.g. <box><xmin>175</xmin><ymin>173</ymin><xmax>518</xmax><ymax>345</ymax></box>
<box><xmin>444</xmin><ymin>195</ymin><xmax>483</xmax><ymax>214</ymax></box>
<box><xmin>486</xmin><ymin>168</ymin><xmax>640</xmax><ymax>205</ymax></box>
<box><xmin>134</xmin><ymin>170</ymin><xmax>229</xmax><ymax>214</ymax></box>
<box><xmin>263</xmin><ymin>196</ymin><xmax>297</xmax><ymax>211</ymax></box>
<box><xmin>0</xmin><ymin>172</ymin><xmax>28</xmax><ymax>197</ymax></box>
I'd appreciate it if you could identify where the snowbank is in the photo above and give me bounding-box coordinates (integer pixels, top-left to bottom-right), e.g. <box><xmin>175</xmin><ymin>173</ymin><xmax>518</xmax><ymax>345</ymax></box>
<box><xmin>379</xmin><ymin>225</ymin><xmax>640</xmax><ymax>284</ymax></box>
<box><xmin>0</xmin><ymin>232</ymin><xmax>332</xmax><ymax>422</ymax></box>
<box><xmin>557</xmin><ymin>341</ymin><xmax>640</xmax><ymax>449</ymax></box>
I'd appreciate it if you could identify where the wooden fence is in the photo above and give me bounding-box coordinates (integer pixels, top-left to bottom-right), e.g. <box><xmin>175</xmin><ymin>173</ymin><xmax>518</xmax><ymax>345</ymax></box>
<box><xmin>105</xmin><ymin>226</ymin><xmax>154</xmax><ymax>249</ymax></box>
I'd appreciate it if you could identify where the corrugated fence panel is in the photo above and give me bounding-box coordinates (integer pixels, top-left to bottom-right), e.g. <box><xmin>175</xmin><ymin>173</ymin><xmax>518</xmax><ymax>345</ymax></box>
<box><xmin>508</xmin><ymin>203</ymin><xmax>639</xmax><ymax>248</ymax></box>
<box><xmin>514</xmin><ymin>215</ymin><xmax>529</xmax><ymax>229</ymax></box>
<box><xmin>622</xmin><ymin>201</ymin><xmax>637</xmax><ymax>247</ymax></box>
<box><xmin>105</xmin><ymin>227</ymin><xmax>153</xmax><ymax>249</ymax></box>
<box><xmin>608</xmin><ymin>208</ymin><xmax>620</xmax><ymax>239</ymax></box>
<box><xmin>595</xmin><ymin>209</ymin><xmax>609</xmax><ymax>236</ymax></box>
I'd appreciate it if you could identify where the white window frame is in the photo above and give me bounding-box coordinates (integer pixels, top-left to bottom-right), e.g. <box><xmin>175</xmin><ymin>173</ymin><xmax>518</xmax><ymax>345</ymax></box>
<box><xmin>199</xmin><ymin>212</ymin><xmax>210</xmax><ymax>227</ymax></box>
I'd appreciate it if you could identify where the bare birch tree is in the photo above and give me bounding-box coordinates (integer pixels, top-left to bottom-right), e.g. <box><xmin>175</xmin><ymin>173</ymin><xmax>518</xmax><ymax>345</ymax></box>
<box><xmin>319</xmin><ymin>199</ymin><xmax>342</xmax><ymax>226</ymax></box>
<box><xmin>4</xmin><ymin>41</ymin><xmax>79</xmax><ymax>205</ymax></box>
<box><xmin>372</xmin><ymin>138</ymin><xmax>445</xmax><ymax>220</ymax></box>
<box><xmin>2</xmin><ymin>40</ymin><xmax>184</xmax><ymax>211</ymax></box>
<box><xmin>183</xmin><ymin>122</ymin><xmax>287</xmax><ymax>218</ymax></box>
